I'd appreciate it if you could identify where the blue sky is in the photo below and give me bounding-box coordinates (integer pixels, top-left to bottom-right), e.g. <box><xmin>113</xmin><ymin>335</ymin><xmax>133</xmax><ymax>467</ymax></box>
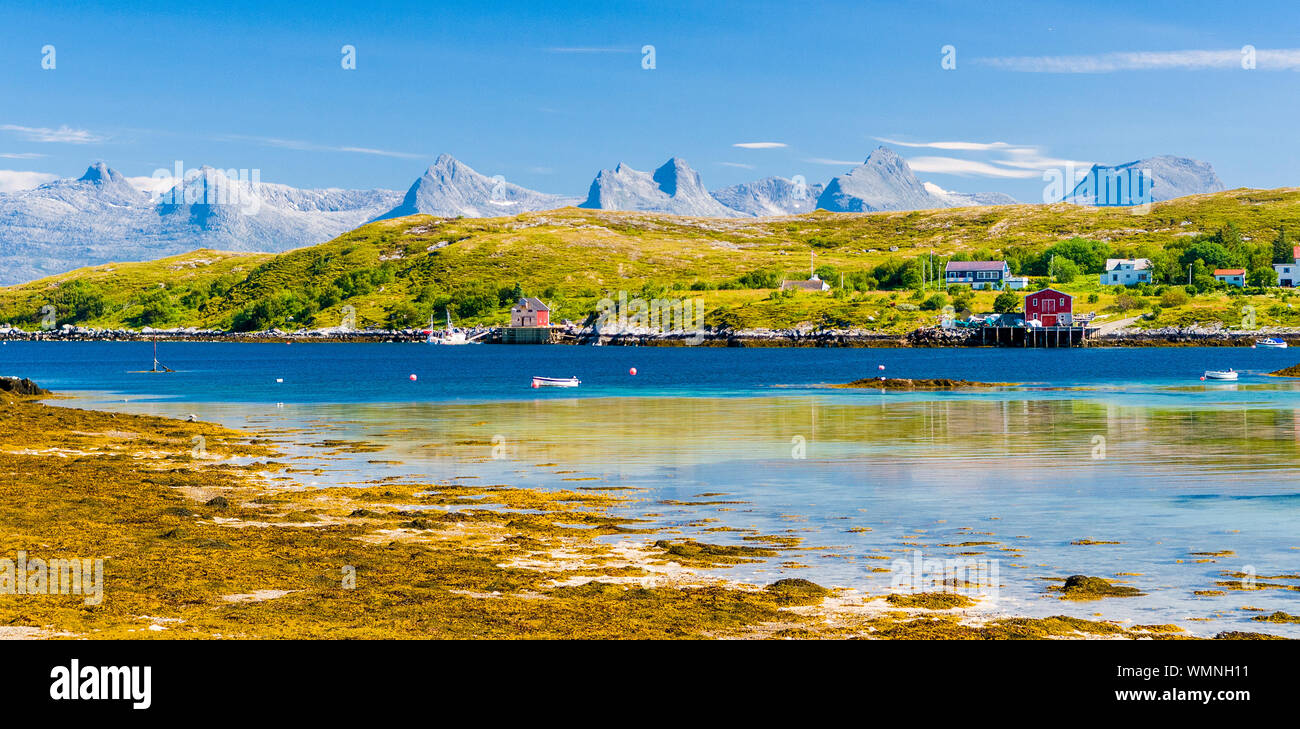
<box><xmin>1</xmin><ymin>0</ymin><xmax>1298</xmax><ymax>200</ymax></box>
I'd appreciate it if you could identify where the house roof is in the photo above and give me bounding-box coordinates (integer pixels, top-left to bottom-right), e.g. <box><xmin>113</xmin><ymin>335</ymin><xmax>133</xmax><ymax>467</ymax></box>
<box><xmin>945</xmin><ymin>260</ymin><xmax>1007</xmax><ymax>272</ymax></box>
<box><xmin>514</xmin><ymin>297</ymin><xmax>549</xmax><ymax>311</ymax></box>
<box><xmin>781</xmin><ymin>279</ymin><xmax>829</xmax><ymax>291</ymax></box>
<box><xmin>1105</xmin><ymin>258</ymin><xmax>1151</xmax><ymax>270</ymax></box>
<box><xmin>1213</xmin><ymin>269</ymin><xmax>1245</xmax><ymax>276</ymax></box>
<box><xmin>1027</xmin><ymin>287</ymin><xmax>1071</xmax><ymax>299</ymax></box>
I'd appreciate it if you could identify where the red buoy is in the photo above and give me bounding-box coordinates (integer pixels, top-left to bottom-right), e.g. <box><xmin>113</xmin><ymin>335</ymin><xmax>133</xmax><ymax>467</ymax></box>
<box><xmin>629</xmin><ymin>367</ymin><xmax>637</xmax><ymax>376</ymax></box>
<box><xmin>878</xmin><ymin>364</ymin><xmax>885</xmax><ymax>371</ymax></box>
<box><xmin>531</xmin><ymin>380</ymin><xmax>539</xmax><ymax>388</ymax></box>
<box><xmin>409</xmin><ymin>374</ymin><xmax>417</xmax><ymax>381</ymax></box>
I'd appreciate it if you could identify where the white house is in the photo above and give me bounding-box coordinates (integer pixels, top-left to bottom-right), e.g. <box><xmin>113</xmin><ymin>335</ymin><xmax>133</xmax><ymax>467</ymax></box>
<box><xmin>1275</xmin><ymin>263</ymin><xmax>1297</xmax><ymax>287</ymax></box>
<box><xmin>1101</xmin><ymin>258</ymin><xmax>1152</xmax><ymax>286</ymax></box>
<box><xmin>1214</xmin><ymin>268</ymin><xmax>1245</xmax><ymax>287</ymax></box>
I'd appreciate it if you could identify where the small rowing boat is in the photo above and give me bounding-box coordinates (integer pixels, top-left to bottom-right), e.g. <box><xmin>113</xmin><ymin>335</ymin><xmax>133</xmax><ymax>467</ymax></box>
<box><xmin>1253</xmin><ymin>338</ymin><xmax>1288</xmax><ymax>349</ymax></box>
<box><xmin>1202</xmin><ymin>369</ymin><xmax>1238</xmax><ymax>381</ymax></box>
<box><xmin>531</xmin><ymin>376</ymin><xmax>580</xmax><ymax>388</ymax></box>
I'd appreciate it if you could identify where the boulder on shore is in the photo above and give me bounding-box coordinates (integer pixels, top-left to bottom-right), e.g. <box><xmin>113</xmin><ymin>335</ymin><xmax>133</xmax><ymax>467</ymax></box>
<box><xmin>0</xmin><ymin>377</ymin><xmax>48</xmax><ymax>396</ymax></box>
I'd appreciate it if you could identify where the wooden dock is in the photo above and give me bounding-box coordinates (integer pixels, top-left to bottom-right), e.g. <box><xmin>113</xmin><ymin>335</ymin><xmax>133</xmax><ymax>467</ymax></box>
<box><xmin>978</xmin><ymin>326</ymin><xmax>1095</xmax><ymax>347</ymax></box>
<box><xmin>499</xmin><ymin>326</ymin><xmax>559</xmax><ymax>344</ymax></box>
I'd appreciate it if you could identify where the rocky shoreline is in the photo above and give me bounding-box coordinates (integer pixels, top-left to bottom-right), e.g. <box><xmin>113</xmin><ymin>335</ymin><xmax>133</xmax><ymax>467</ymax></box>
<box><xmin>3</xmin><ymin>323</ymin><xmax>1297</xmax><ymax>348</ymax></box>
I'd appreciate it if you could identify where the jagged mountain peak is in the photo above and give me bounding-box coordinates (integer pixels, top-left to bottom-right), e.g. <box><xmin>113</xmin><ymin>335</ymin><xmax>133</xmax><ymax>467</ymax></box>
<box><xmin>375</xmin><ymin>155</ymin><xmax>577</xmax><ymax>220</ymax></box>
<box><xmin>815</xmin><ymin>146</ymin><xmax>946</xmax><ymax>212</ymax></box>
<box><xmin>78</xmin><ymin>162</ymin><xmax>127</xmax><ymax>184</ymax></box>
<box><xmin>1067</xmin><ymin>155</ymin><xmax>1225</xmax><ymax>204</ymax></box>
<box><xmin>581</xmin><ymin>157</ymin><xmax>742</xmax><ymax>217</ymax></box>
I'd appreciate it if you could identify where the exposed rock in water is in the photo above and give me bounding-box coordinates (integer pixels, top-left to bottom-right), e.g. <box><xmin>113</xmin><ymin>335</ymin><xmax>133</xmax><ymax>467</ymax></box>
<box><xmin>1056</xmin><ymin>574</ymin><xmax>1145</xmax><ymax>599</ymax></box>
<box><xmin>764</xmin><ymin>578</ymin><xmax>830</xmax><ymax>604</ymax></box>
<box><xmin>835</xmin><ymin>377</ymin><xmax>1012</xmax><ymax>390</ymax></box>
<box><xmin>0</xmin><ymin>377</ymin><xmax>49</xmax><ymax>396</ymax></box>
<box><xmin>1269</xmin><ymin>363</ymin><xmax>1300</xmax><ymax>377</ymax></box>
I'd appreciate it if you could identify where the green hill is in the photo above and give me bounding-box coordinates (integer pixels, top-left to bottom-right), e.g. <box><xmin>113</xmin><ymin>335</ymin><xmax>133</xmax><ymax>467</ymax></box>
<box><xmin>4</xmin><ymin>188</ymin><xmax>1300</xmax><ymax>334</ymax></box>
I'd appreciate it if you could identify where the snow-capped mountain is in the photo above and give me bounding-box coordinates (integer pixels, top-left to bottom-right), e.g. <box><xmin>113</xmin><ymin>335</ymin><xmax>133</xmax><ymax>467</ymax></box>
<box><xmin>1066</xmin><ymin>155</ymin><xmax>1225</xmax><ymax>205</ymax></box>
<box><xmin>0</xmin><ymin>164</ymin><xmax>400</xmax><ymax>285</ymax></box>
<box><xmin>814</xmin><ymin>147</ymin><xmax>1021</xmax><ymax>212</ymax></box>
<box><xmin>579</xmin><ymin>158</ymin><xmax>744</xmax><ymax>217</ymax></box>
<box><xmin>710</xmin><ymin>176</ymin><xmax>826</xmax><ymax>216</ymax></box>
<box><xmin>815</xmin><ymin>146</ymin><xmax>951</xmax><ymax>212</ymax></box>
<box><xmin>375</xmin><ymin>154</ymin><xmax>578</xmax><ymax>220</ymax></box>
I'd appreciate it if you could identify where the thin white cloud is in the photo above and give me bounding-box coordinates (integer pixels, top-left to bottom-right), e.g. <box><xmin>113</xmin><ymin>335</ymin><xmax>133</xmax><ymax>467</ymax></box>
<box><xmin>0</xmin><ymin>152</ymin><xmax>45</xmax><ymax>159</ymax></box>
<box><xmin>0</xmin><ymin>124</ymin><xmax>106</xmax><ymax>144</ymax></box>
<box><xmin>876</xmin><ymin>137</ymin><xmax>1014</xmax><ymax>151</ymax></box>
<box><xmin>974</xmin><ymin>48</ymin><xmax>1300</xmax><ymax>73</ymax></box>
<box><xmin>906</xmin><ymin>156</ymin><xmax>1040</xmax><ymax>179</ymax></box>
<box><xmin>732</xmin><ymin>142</ymin><xmax>787</xmax><ymax>149</ymax></box>
<box><xmin>804</xmin><ymin>157</ymin><xmax>862</xmax><ymax>166</ymax></box>
<box><xmin>874</xmin><ymin>137</ymin><xmax>1093</xmax><ymax>179</ymax></box>
<box><xmin>545</xmin><ymin>47</ymin><xmax>636</xmax><ymax>54</ymax></box>
<box><xmin>0</xmin><ymin>169</ymin><xmax>57</xmax><ymax>193</ymax></box>
<box><xmin>219</xmin><ymin>135</ymin><xmax>424</xmax><ymax>159</ymax></box>
<box><xmin>718</xmin><ymin>162</ymin><xmax>756</xmax><ymax>169</ymax></box>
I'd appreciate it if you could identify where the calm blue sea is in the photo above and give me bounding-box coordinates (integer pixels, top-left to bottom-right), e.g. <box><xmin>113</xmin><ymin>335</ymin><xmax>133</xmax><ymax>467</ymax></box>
<box><xmin>2</xmin><ymin>340</ymin><xmax>1299</xmax><ymax>404</ymax></box>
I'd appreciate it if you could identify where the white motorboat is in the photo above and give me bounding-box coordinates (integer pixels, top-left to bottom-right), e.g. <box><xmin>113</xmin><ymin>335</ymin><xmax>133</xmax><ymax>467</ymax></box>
<box><xmin>427</xmin><ymin>309</ymin><xmax>486</xmax><ymax>345</ymax></box>
<box><xmin>1254</xmin><ymin>338</ymin><xmax>1288</xmax><ymax>349</ymax></box>
<box><xmin>1202</xmin><ymin>369</ymin><xmax>1239</xmax><ymax>381</ymax></box>
<box><xmin>531</xmin><ymin>376</ymin><xmax>580</xmax><ymax>388</ymax></box>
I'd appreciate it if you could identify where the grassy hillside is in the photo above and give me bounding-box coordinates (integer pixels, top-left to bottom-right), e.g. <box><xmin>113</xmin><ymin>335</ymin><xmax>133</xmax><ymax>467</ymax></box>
<box><xmin>5</xmin><ymin>188</ymin><xmax>1300</xmax><ymax>333</ymax></box>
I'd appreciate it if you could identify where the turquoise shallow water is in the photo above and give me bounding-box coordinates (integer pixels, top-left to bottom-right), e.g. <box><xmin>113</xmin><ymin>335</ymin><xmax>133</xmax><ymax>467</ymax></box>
<box><xmin>4</xmin><ymin>341</ymin><xmax>1300</xmax><ymax>635</ymax></box>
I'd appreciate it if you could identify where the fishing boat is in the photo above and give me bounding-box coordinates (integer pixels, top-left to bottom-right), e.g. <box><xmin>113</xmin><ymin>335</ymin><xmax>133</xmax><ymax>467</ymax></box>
<box><xmin>128</xmin><ymin>340</ymin><xmax>174</xmax><ymax>373</ymax></box>
<box><xmin>426</xmin><ymin>308</ymin><xmax>486</xmax><ymax>345</ymax></box>
<box><xmin>1253</xmin><ymin>337</ymin><xmax>1288</xmax><ymax>349</ymax></box>
<box><xmin>1202</xmin><ymin>369</ymin><xmax>1238</xmax><ymax>381</ymax></box>
<box><xmin>531</xmin><ymin>376</ymin><xmax>580</xmax><ymax>388</ymax></box>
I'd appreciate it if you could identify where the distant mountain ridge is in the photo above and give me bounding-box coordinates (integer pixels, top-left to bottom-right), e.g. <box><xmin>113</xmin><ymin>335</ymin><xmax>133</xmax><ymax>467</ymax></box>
<box><xmin>1066</xmin><ymin>155</ymin><xmax>1226</xmax><ymax>205</ymax></box>
<box><xmin>580</xmin><ymin>158</ymin><xmax>743</xmax><ymax>217</ymax></box>
<box><xmin>376</xmin><ymin>154</ymin><xmax>579</xmax><ymax>219</ymax></box>
<box><xmin>0</xmin><ymin>149</ymin><xmax>1226</xmax><ymax>285</ymax></box>
<box><xmin>0</xmin><ymin>164</ymin><xmax>400</xmax><ymax>285</ymax></box>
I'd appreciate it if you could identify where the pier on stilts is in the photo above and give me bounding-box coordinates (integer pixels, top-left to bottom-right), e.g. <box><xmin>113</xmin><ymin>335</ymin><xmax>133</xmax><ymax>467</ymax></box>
<box><xmin>978</xmin><ymin>326</ymin><xmax>1095</xmax><ymax>348</ymax></box>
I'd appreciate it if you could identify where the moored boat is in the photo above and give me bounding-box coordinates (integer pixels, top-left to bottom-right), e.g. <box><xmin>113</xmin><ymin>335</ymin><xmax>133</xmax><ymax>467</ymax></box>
<box><xmin>1253</xmin><ymin>337</ymin><xmax>1288</xmax><ymax>349</ymax></box>
<box><xmin>1203</xmin><ymin>369</ymin><xmax>1238</xmax><ymax>381</ymax></box>
<box><xmin>531</xmin><ymin>376</ymin><xmax>580</xmax><ymax>388</ymax></box>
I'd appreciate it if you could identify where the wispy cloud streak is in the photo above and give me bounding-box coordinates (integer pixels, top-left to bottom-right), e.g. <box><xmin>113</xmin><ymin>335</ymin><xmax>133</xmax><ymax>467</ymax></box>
<box><xmin>974</xmin><ymin>48</ymin><xmax>1300</xmax><ymax>73</ymax></box>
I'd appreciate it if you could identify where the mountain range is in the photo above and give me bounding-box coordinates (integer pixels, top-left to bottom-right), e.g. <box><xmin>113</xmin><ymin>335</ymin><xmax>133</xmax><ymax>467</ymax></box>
<box><xmin>0</xmin><ymin>149</ymin><xmax>1226</xmax><ymax>285</ymax></box>
<box><xmin>1066</xmin><ymin>155</ymin><xmax>1226</xmax><ymax>205</ymax></box>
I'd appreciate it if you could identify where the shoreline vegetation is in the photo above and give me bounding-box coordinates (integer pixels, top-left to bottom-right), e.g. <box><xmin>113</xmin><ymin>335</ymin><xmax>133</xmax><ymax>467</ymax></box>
<box><xmin>0</xmin><ymin>383</ymin><xmax>1285</xmax><ymax>639</ymax></box>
